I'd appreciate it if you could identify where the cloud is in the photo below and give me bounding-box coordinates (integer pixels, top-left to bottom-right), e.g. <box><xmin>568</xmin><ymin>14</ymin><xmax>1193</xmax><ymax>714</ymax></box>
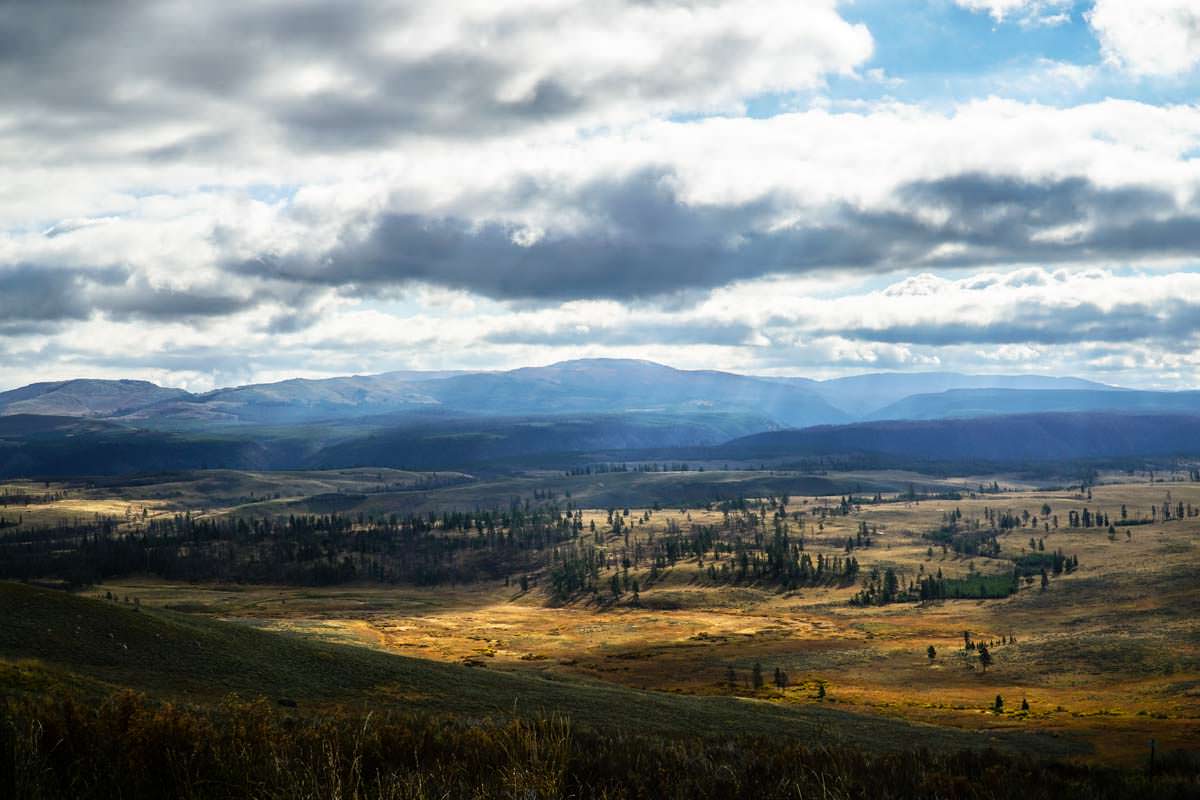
<box><xmin>808</xmin><ymin>268</ymin><xmax>1200</xmax><ymax>350</ymax></box>
<box><xmin>958</xmin><ymin>1</ymin><xmax>1200</xmax><ymax>71</ymax></box>
<box><xmin>0</xmin><ymin>0</ymin><xmax>872</xmax><ymax>160</ymax></box>
<box><xmin>1087</xmin><ymin>0</ymin><xmax>1200</xmax><ymax>76</ymax></box>
<box><xmin>0</xmin><ymin>266</ymin><xmax>97</xmax><ymax>334</ymax></box>
<box><xmin>953</xmin><ymin>0</ymin><xmax>1072</xmax><ymax>27</ymax></box>
<box><xmin>4</xmin><ymin>264</ymin><xmax>1200</xmax><ymax>391</ymax></box>
<box><xmin>93</xmin><ymin>280</ymin><xmax>258</xmax><ymax>322</ymax></box>
<box><xmin>227</xmin><ymin>169</ymin><xmax>1200</xmax><ymax>301</ymax></box>
<box><xmin>2</xmin><ymin>3</ymin><xmax>1200</xmax><ymax>390</ymax></box>
<box><xmin>0</xmin><ymin>263</ymin><xmax>257</xmax><ymax>332</ymax></box>
<box><xmin>484</xmin><ymin>319</ymin><xmax>762</xmax><ymax>348</ymax></box>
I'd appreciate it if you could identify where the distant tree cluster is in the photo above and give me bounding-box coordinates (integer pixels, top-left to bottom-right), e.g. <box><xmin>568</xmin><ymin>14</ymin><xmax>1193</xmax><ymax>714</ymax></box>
<box><xmin>0</xmin><ymin>488</ymin><xmax>67</xmax><ymax>507</ymax></box>
<box><xmin>566</xmin><ymin>462</ymin><xmax>699</xmax><ymax>476</ymax></box>
<box><xmin>0</xmin><ymin>506</ymin><xmax>583</xmax><ymax>588</ymax></box>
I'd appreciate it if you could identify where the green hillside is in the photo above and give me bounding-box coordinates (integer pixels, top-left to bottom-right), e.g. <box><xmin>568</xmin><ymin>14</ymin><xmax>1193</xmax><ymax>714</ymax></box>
<box><xmin>0</xmin><ymin>582</ymin><xmax>1073</xmax><ymax>756</ymax></box>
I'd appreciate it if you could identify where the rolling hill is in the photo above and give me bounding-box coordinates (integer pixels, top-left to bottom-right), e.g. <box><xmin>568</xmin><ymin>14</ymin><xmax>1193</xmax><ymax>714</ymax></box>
<box><xmin>0</xmin><ymin>581</ymin><xmax>1055</xmax><ymax>753</ymax></box>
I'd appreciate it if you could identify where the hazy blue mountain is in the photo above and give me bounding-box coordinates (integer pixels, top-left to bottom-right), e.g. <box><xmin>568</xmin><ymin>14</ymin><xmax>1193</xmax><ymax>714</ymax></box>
<box><xmin>797</xmin><ymin>372</ymin><xmax>1115</xmax><ymax>417</ymax></box>
<box><xmin>155</xmin><ymin>373</ymin><xmax>444</xmax><ymax>424</ymax></box>
<box><xmin>417</xmin><ymin>359</ymin><xmax>849</xmax><ymax>428</ymax></box>
<box><xmin>869</xmin><ymin>388</ymin><xmax>1200</xmax><ymax>421</ymax></box>
<box><xmin>0</xmin><ymin>379</ymin><xmax>189</xmax><ymax>418</ymax></box>
<box><xmin>0</xmin><ymin>362</ymin><xmax>1166</xmax><ymax>434</ymax></box>
<box><xmin>99</xmin><ymin>358</ymin><xmax>850</xmax><ymax>429</ymax></box>
<box><xmin>717</xmin><ymin>412</ymin><xmax>1200</xmax><ymax>464</ymax></box>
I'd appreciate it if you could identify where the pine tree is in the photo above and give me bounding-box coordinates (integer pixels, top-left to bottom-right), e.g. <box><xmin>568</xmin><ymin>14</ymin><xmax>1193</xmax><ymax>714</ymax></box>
<box><xmin>927</xmin><ymin>645</ymin><xmax>936</xmax><ymax>662</ymax></box>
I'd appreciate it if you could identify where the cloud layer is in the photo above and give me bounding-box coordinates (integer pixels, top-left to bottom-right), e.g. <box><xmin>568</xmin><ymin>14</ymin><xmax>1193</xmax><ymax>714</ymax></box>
<box><xmin>1</xmin><ymin>1</ymin><xmax>1199</xmax><ymax>390</ymax></box>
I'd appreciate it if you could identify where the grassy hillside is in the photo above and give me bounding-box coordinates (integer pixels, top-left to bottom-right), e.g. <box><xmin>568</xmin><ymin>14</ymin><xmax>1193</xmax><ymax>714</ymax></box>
<box><xmin>0</xmin><ymin>582</ymin><xmax>1072</xmax><ymax>755</ymax></box>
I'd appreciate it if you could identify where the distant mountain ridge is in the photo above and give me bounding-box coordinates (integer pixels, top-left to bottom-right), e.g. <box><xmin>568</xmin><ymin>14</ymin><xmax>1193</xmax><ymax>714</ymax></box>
<box><xmin>803</xmin><ymin>372</ymin><xmax>1115</xmax><ymax>417</ymax></box>
<box><xmin>0</xmin><ymin>379</ymin><xmax>189</xmax><ymax>418</ymax></box>
<box><xmin>869</xmin><ymin>388</ymin><xmax>1200</xmax><ymax>421</ymax></box>
<box><xmin>717</xmin><ymin>412</ymin><xmax>1200</xmax><ymax>464</ymax></box>
<box><xmin>0</xmin><ymin>360</ymin><xmax>1184</xmax><ymax>436</ymax></box>
<box><xmin>0</xmin><ymin>360</ymin><xmax>851</xmax><ymax>429</ymax></box>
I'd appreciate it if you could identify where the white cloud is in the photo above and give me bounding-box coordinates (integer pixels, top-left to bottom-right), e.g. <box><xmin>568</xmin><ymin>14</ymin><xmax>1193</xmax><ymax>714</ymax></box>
<box><xmin>2</xmin><ymin>2</ymin><xmax>1200</xmax><ymax>389</ymax></box>
<box><xmin>1088</xmin><ymin>0</ymin><xmax>1200</xmax><ymax>76</ymax></box>
<box><xmin>953</xmin><ymin>0</ymin><xmax>1071</xmax><ymax>26</ymax></box>
<box><xmin>7</xmin><ymin>264</ymin><xmax>1200</xmax><ymax>391</ymax></box>
<box><xmin>0</xmin><ymin>0</ymin><xmax>874</xmax><ymax>168</ymax></box>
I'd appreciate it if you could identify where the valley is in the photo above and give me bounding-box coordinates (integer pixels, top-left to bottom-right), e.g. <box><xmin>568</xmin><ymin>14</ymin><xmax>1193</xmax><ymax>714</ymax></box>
<box><xmin>5</xmin><ymin>467</ymin><xmax>1198</xmax><ymax>767</ymax></box>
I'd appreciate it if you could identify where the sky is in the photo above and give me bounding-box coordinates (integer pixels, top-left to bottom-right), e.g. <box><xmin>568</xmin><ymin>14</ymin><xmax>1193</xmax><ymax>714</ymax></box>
<box><xmin>2</xmin><ymin>0</ymin><xmax>1200</xmax><ymax>392</ymax></box>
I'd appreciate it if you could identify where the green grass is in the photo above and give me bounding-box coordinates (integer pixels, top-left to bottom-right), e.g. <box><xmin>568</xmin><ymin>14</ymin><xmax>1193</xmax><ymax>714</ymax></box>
<box><xmin>0</xmin><ymin>582</ymin><xmax>1080</xmax><ymax>757</ymax></box>
<box><xmin>939</xmin><ymin>574</ymin><xmax>1018</xmax><ymax>599</ymax></box>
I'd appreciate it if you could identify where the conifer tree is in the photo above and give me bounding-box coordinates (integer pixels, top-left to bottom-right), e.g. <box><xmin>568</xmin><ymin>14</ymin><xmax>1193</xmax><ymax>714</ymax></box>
<box><xmin>978</xmin><ymin>644</ymin><xmax>993</xmax><ymax>673</ymax></box>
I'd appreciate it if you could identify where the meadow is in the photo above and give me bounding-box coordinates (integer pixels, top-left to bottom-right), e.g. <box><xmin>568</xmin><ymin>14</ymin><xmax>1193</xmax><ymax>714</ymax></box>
<box><xmin>2</xmin><ymin>467</ymin><xmax>1198</xmax><ymax>776</ymax></box>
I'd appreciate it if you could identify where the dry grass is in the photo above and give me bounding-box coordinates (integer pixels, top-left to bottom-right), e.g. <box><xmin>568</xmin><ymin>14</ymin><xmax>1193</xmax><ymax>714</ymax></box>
<box><xmin>14</xmin><ymin>473</ymin><xmax>1196</xmax><ymax>765</ymax></box>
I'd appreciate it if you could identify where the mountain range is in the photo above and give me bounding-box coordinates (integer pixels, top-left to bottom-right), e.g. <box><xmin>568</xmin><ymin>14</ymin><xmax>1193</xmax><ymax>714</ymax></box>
<box><xmin>0</xmin><ymin>359</ymin><xmax>1197</xmax><ymax>476</ymax></box>
<box><xmin>0</xmin><ymin>359</ymin><xmax>1131</xmax><ymax>426</ymax></box>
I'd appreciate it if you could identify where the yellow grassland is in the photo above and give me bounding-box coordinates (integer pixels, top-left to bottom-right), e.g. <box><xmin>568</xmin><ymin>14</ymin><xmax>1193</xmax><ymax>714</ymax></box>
<box><xmin>11</xmin><ymin>475</ymin><xmax>1197</xmax><ymax>764</ymax></box>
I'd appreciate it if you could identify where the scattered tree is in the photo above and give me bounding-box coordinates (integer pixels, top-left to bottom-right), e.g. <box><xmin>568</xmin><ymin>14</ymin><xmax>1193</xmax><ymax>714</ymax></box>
<box><xmin>978</xmin><ymin>644</ymin><xmax>993</xmax><ymax>673</ymax></box>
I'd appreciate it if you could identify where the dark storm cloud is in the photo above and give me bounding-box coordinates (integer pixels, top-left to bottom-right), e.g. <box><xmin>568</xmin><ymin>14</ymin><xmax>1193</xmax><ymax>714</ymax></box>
<box><xmin>227</xmin><ymin>170</ymin><xmax>1200</xmax><ymax>302</ymax></box>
